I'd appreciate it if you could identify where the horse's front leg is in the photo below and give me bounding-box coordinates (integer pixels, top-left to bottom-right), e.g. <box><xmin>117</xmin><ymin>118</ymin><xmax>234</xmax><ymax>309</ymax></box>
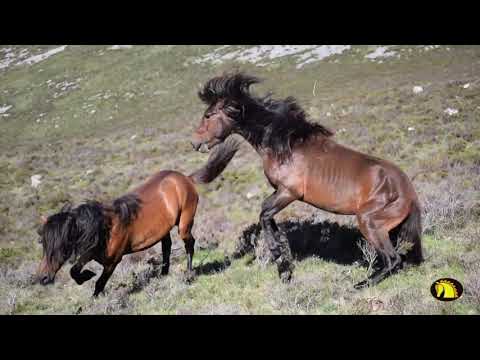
<box><xmin>160</xmin><ymin>233</ymin><xmax>172</xmax><ymax>276</ymax></box>
<box><xmin>260</xmin><ymin>189</ymin><xmax>297</xmax><ymax>283</ymax></box>
<box><xmin>70</xmin><ymin>252</ymin><xmax>96</xmax><ymax>285</ymax></box>
<box><xmin>93</xmin><ymin>262</ymin><xmax>119</xmax><ymax>297</ymax></box>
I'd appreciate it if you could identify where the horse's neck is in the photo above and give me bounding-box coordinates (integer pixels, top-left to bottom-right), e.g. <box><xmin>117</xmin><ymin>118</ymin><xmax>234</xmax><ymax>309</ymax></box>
<box><xmin>237</xmin><ymin>132</ymin><xmax>270</xmax><ymax>161</ymax></box>
<box><xmin>234</xmin><ymin>124</ymin><xmax>271</xmax><ymax>159</ymax></box>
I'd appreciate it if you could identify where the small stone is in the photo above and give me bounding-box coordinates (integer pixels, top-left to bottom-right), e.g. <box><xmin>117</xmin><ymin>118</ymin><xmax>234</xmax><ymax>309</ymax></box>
<box><xmin>444</xmin><ymin>108</ymin><xmax>459</xmax><ymax>116</ymax></box>
<box><xmin>413</xmin><ymin>86</ymin><xmax>423</xmax><ymax>94</ymax></box>
<box><xmin>108</xmin><ymin>45</ymin><xmax>133</xmax><ymax>50</ymax></box>
<box><xmin>0</xmin><ymin>105</ymin><xmax>12</xmax><ymax>114</ymax></box>
<box><xmin>31</xmin><ymin>175</ymin><xmax>42</xmax><ymax>188</ymax></box>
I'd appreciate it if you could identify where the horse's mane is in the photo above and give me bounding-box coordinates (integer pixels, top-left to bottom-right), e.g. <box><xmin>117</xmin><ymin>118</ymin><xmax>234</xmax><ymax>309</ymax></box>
<box><xmin>41</xmin><ymin>195</ymin><xmax>142</xmax><ymax>267</ymax></box>
<box><xmin>199</xmin><ymin>72</ymin><xmax>334</xmax><ymax>162</ymax></box>
<box><xmin>112</xmin><ymin>194</ymin><xmax>142</xmax><ymax>228</ymax></box>
<box><xmin>41</xmin><ymin>201</ymin><xmax>109</xmax><ymax>267</ymax></box>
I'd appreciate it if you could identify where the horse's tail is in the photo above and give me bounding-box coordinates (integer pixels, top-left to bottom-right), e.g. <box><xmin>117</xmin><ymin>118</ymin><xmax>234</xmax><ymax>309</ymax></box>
<box><xmin>112</xmin><ymin>194</ymin><xmax>142</xmax><ymax>228</ymax></box>
<box><xmin>189</xmin><ymin>136</ymin><xmax>241</xmax><ymax>184</ymax></box>
<box><xmin>394</xmin><ymin>200</ymin><xmax>424</xmax><ymax>264</ymax></box>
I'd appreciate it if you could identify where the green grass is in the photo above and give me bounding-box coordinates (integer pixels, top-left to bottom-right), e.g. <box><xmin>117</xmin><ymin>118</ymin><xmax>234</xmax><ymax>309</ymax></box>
<box><xmin>1</xmin><ymin>45</ymin><xmax>479</xmax><ymax>314</ymax></box>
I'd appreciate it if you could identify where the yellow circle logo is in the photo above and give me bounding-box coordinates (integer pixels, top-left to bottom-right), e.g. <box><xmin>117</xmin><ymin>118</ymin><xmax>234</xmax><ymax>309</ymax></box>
<box><xmin>430</xmin><ymin>278</ymin><xmax>463</xmax><ymax>301</ymax></box>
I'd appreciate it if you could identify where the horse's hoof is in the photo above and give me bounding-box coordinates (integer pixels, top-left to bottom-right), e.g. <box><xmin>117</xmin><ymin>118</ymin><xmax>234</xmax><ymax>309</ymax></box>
<box><xmin>81</xmin><ymin>270</ymin><xmax>96</xmax><ymax>281</ymax></box>
<box><xmin>354</xmin><ymin>280</ymin><xmax>370</xmax><ymax>290</ymax></box>
<box><xmin>184</xmin><ymin>271</ymin><xmax>196</xmax><ymax>284</ymax></box>
<box><xmin>92</xmin><ymin>288</ymin><xmax>106</xmax><ymax>298</ymax></box>
<box><xmin>280</xmin><ymin>270</ymin><xmax>293</xmax><ymax>283</ymax></box>
<box><xmin>224</xmin><ymin>256</ymin><xmax>232</xmax><ymax>267</ymax></box>
<box><xmin>72</xmin><ymin>270</ymin><xmax>96</xmax><ymax>285</ymax></box>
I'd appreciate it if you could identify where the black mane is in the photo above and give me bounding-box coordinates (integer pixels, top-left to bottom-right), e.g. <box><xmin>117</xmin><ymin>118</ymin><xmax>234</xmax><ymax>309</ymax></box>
<box><xmin>199</xmin><ymin>72</ymin><xmax>334</xmax><ymax>162</ymax></box>
<box><xmin>198</xmin><ymin>73</ymin><xmax>261</xmax><ymax>107</ymax></box>
<box><xmin>42</xmin><ymin>201</ymin><xmax>110</xmax><ymax>267</ymax></box>
<box><xmin>112</xmin><ymin>194</ymin><xmax>142</xmax><ymax>228</ymax></box>
<box><xmin>41</xmin><ymin>194</ymin><xmax>142</xmax><ymax>268</ymax></box>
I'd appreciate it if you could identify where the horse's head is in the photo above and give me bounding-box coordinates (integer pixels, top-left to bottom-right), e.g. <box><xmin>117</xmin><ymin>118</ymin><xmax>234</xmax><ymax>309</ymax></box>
<box><xmin>36</xmin><ymin>205</ymin><xmax>77</xmax><ymax>285</ymax></box>
<box><xmin>191</xmin><ymin>100</ymin><xmax>236</xmax><ymax>153</ymax></box>
<box><xmin>191</xmin><ymin>72</ymin><xmax>261</xmax><ymax>152</ymax></box>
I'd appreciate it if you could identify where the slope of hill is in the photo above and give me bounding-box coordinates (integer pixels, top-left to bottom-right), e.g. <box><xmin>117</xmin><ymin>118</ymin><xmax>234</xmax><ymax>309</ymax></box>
<box><xmin>0</xmin><ymin>45</ymin><xmax>479</xmax><ymax>314</ymax></box>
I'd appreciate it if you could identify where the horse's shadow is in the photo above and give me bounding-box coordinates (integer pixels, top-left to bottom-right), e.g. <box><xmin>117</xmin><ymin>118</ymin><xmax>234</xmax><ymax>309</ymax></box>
<box><xmin>120</xmin><ymin>219</ymin><xmax>367</xmax><ymax>295</ymax></box>
<box><xmin>233</xmin><ymin>218</ymin><xmax>368</xmax><ymax>266</ymax></box>
<box><xmin>195</xmin><ymin>258</ymin><xmax>232</xmax><ymax>276</ymax></box>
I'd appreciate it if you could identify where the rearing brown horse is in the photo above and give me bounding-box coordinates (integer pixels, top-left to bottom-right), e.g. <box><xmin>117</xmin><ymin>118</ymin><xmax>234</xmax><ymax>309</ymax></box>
<box><xmin>191</xmin><ymin>73</ymin><xmax>423</xmax><ymax>288</ymax></box>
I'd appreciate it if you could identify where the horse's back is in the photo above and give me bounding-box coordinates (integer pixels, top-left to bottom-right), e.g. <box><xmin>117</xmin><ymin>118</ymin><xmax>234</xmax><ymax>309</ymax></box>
<box><xmin>301</xmin><ymin>136</ymin><xmax>418</xmax><ymax>213</ymax></box>
<box><xmin>332</xmin><ymin>140</ymin><xmax>418</xmax><ymax>202</ymax></box>
<box><xmin>136</xmin><ymin>170</ymin><xmax>197</xmax><ymax>210</ymax></box>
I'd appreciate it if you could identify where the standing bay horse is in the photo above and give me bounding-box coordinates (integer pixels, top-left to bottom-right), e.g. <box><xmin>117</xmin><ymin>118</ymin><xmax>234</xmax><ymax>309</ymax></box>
<box><xmin>36</xmin><ymin>138</ymin><xmax>240</xmax><ymax>297</ymax></box>
<box><xmin>191</xmin><ymin>73</ymin><xmax>423</xmax><ymax>288</ymax></box>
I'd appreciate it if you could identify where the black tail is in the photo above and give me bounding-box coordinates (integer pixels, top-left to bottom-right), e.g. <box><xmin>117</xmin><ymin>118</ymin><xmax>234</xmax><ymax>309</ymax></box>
<box><xmin>189</xmin><ymin>136</ymin><xmax>242</xmax><ymax>184</ymax></box>
<box><xmin>392</xmin><ymin>201</ymin><xmax>423</xmax><ymax>264</ymax></box>
<box><xmin>112</xmin><ymin>194</ymin><xmax>142</xmax><ymax>228</ymax></box>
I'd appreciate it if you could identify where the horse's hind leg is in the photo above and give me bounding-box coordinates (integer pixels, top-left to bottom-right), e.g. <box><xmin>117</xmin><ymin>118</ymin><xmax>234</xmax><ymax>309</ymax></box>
<box><xmin>354</xmin><ymin>226</ymin><xmax>401</xmax><ymax>289</ymax></box>
<box><xmin>354</xmin><ymin>203</ymin><xmax>404</xmax><ymax>289</ymax></box>
<box><xmin>179</xmin><ymin>214</ymin><xmax>196</xmax><ymax>282</ymax></box>
<box><xmin>184</xmin><ymin>236</ymin><xmax>195</xmax><ymax>275</ymax></box>
<box><xmin>161</xmin><ymin>233</ymin><xmax>172</xmax><ymax>276</ymax></box>
<box><xmin>182</xmin><ymin>234</ymin><xmax>196</xmax><ymax>283</ymax></box>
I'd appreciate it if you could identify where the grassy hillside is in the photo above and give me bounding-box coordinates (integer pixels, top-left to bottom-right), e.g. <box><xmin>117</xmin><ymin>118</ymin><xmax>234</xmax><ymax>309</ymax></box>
<box><xmin>0</xmin><ymin>45</ymin><xmax>479</xmax><ymax>314</ymax></box>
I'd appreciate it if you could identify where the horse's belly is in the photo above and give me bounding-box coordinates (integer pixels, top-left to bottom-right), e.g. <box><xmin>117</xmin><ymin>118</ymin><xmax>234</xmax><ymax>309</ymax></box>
<box><xmin>129</xmin><ymin>210</ymin><xmax>173</xmax><ymax>252</ymax></box>
<box><xmin>303</xmin><ymin>180</ymin><xmax>358</xmax><ymax>215</ymax></box>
